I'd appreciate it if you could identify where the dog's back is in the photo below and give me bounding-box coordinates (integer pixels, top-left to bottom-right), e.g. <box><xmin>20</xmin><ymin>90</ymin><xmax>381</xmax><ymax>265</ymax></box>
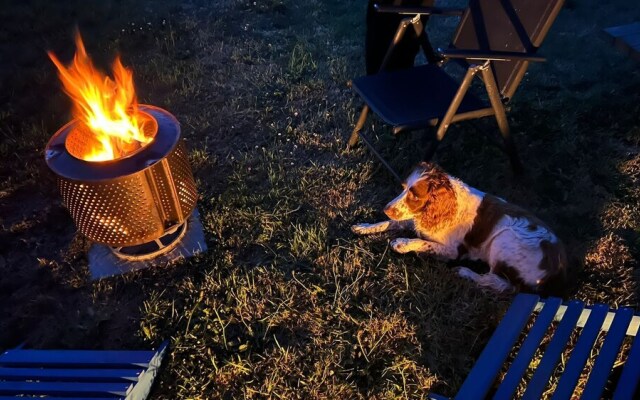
<box><xmin>454</xmin><ymin>192</ymin><xmax>568</xmax><ymax>293</ymax></box>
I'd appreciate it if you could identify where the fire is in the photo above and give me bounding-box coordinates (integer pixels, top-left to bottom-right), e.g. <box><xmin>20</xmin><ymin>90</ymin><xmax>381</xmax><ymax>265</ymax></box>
<box><xmin>48</xmin><ymin>33</ymin><xmax>153</xmax><ymax>161</ymax></box>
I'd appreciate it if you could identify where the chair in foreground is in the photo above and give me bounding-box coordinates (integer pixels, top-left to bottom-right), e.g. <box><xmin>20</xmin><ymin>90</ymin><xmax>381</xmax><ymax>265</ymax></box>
<box><xmin>347</xmin><ymin>0</ymin><xmax>565</xmax><ymax>177</ymax></box>
<box><xmin>429</xmin><ymin>294</ymin><xmax>640</xmax><ymax>400</ymax></box>
<box><xmin>0</xmin><ymin>340</ymin><xmax>168</xmax><ymax>399</ymax></box>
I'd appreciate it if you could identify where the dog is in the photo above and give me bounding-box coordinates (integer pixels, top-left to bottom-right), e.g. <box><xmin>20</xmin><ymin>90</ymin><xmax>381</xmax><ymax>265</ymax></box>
<box><xmin>352</xmin><ymin>162</ymin><xmax>567</xmax><ymax>294</ymax></box>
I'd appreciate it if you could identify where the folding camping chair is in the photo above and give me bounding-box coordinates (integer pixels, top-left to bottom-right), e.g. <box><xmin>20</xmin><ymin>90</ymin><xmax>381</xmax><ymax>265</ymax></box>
<box><xmin>347</xmin><ymin>0</ymin><xmax>565</xmax><ymax>178</ymax></box>
<box><xmin>0</xmin><ymin>340</ymin><xmax>168</xmax><ymax>399</ymax></box>
<box><xmin>428</xmin><ymin>294</ymin><xmax>640</xmax><ymax>399</ymax></box>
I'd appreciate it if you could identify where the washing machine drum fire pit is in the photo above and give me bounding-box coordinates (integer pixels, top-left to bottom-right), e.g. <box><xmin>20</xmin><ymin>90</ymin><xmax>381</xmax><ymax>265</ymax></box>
<box><xmin>45</xmin><ymin>105</ymin><xmax>198</xmax><ymax>259</ymax></box>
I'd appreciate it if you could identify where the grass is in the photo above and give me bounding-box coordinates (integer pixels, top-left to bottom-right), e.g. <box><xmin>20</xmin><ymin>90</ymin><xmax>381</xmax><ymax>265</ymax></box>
<box><xmin>0</xmin><ymin>0</ymin><xmax>639</xmax><ymax>398</ymax></box>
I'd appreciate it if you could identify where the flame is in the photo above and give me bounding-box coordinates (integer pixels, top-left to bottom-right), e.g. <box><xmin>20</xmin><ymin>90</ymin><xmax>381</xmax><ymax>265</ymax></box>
<box><xmin>48</xmin><ymin>33</ymin><xmax>152</xmax><ymax>161</ymax></box>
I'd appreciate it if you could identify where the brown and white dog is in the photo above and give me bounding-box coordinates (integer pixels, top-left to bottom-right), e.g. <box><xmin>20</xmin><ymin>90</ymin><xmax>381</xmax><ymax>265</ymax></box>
<box><xmin>352</xmin><ymin>162</ymin><xmax>567</xmax><ymax>294</ymax></box>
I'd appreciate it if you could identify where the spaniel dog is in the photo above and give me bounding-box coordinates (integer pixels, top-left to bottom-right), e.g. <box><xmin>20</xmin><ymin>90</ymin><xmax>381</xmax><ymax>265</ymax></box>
<box><xmin>352</xmin><ymin>162</ymin><xmax>567</xmax><ymax>294</ymax></box>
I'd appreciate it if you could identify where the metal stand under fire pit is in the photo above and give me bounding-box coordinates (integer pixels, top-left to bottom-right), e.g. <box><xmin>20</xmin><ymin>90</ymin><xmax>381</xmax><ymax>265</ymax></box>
<box><xmin>88</xmin><ymin>209</ymin><xmax>207</xmax><ymax>280</ymax></box>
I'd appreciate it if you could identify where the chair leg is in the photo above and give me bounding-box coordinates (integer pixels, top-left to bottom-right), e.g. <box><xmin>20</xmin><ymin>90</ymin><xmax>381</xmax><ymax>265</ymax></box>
<box><xmin>347</xmin><ymin>105</ymin><xmax>369</xmax><ymax>148</ymax></box>
<box><xmin>498</xmin><ymin>122</ymin><xmax>524</xmax><ymax>175</ymax></box>
<box><xmin>422</xmin><ymin>65</ymin><xmax>481</xmax><ymax>162</ymax></box>
<box><xmin>411</xmin><ymin>14</ymin><xmax>441</xmax><ymax>65</ymax></box>
<box><xmin>490</xmin><ymin>102</ymin><xmax>524</xmax><ymax>174</ymax></box>
<box><xmin>480</xmin><ymin>66</ymin><xmax>524</xmax><ymax>175</ymax></box>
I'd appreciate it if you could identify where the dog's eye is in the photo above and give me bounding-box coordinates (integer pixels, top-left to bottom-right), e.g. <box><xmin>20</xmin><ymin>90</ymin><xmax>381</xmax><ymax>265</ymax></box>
<box><xmin>407</xmin><ymin>191</ymin><xmax>417</xmax><ymax>200</ymax></box>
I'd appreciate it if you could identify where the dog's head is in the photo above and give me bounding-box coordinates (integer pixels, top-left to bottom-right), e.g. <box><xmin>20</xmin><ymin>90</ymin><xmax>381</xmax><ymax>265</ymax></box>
<box><xmin>384</xmin><ymin>162</ymin><xmax>456</xmax><ymax>224</ymax></box>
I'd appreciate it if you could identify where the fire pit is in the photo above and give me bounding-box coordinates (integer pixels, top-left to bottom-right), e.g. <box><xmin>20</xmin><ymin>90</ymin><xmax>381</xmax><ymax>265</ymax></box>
<box><xmin>45</xmin><ymin>33</ymin><xmax>205</xmax><ymax>276</ymax></box>
<box><xmin>45</xmin><ymin>105</ymin><xmax>197</xmax><ymax>259</ymax></box>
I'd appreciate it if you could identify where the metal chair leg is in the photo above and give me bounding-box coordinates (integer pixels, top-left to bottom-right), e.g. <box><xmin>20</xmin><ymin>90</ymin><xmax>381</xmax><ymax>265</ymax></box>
<box><xmin>501</xmin><ymin>128</ymin><xmax>524</xmax><ymax>175</ymax></box>
<box><xmin>481</xmin><ymin>66</ymin><xmax>524</xmax><ymax>175</ymax></box>
<box><xmin>490</xmin><ymin>97</ymin><xmax>524</xmax><ymax>174</ymax></box>
<box><xmin>422</xmin><ymin>64</ymin><xmax>481</xmax><ymax>161</ymax></box>
<box><xmin>347</xmin><ymin>105</ymin><xmax>369</xmax><ymax>148</ymax></box>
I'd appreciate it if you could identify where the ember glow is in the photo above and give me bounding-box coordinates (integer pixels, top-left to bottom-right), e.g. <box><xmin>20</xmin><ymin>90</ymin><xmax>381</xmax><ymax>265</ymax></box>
<box><xmin>48</xmin><ymin>33</ymin><xmax>153</xmax><ymax>161</ymax></box>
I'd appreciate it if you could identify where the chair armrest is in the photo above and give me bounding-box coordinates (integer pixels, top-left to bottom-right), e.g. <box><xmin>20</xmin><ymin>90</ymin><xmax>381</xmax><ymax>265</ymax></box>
<box><xmin>440</xmin><ymin>49</ymin><xmax>546</xmax><ymax>62</ymax></box>
<box><xmin>373</xmin><ymin>4</ymin><xmax>465</xmax><ymax>16</ymax></box>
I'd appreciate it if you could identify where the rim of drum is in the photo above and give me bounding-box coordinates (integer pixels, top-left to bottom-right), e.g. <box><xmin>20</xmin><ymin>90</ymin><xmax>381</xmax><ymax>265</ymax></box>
<box><xmin>45</xmin><ymin>104</ymin><xmax>181</xmax><ymax>183</ymax></box>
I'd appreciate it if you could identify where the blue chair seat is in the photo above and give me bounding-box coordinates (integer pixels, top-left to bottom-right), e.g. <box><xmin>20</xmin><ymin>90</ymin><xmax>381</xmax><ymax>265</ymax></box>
<box><xmin>429</xmin><ymin>294</ymin><xmax>640</xmax><ymax>399</ymax></box>
<box><xmin>352</xmin><ymin>64</ymin><xmax>488</xmax><ymax>130</ymax></box>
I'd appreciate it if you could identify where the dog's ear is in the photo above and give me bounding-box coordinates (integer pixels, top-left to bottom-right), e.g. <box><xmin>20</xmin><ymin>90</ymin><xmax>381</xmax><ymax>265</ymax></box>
<box><xmin>416</xmin><ymin>172</ymin><xmax>458</xmax><ymax>229</ymax></box>
<box><xmin>405</xmin><ymin>179</ymin><xmax>430</xmax><ymax>212</ymax></box>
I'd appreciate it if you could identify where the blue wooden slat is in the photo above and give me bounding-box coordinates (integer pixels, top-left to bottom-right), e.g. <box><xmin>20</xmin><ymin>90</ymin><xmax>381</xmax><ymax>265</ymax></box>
<box><xmin>493</xmin><ymin>297</ymin><xmax>562</xmax><ymax>400</ymax></box>
<box><xmin>454</xmin><ymin>294</ymin><xmax>540</xmax><ymax>400</ymax></box>
<box><xmin>0</xmin><ymin>367</ymin><xmax>144</xmax><ymax>382</ymax></box>
<box><xmin>582</xmin><ymin>308</ymin><xmax>634</xmax><ymax>400</ymax></box>
<box><xmin>613</xmin><ymin>326</ymin><xmax>640</xmax><ymax>400</ymax></box>
<box><xmin>522</xmin><ymin>300</ymin><xmax>585</xmax><ymax>400</ymax></box>
<box><xmin>0</xmin><ymin>350</ymin><xmax>155</xmax><ymax>368</ymax></box>
<box><xmin>0</xmin><ymin>381</ymin><xmax>132</xmax><ymax>396</ymax></box>
<box><xmin>551</xmin><ymin>303</ymin><xmax>609</xmax><ymax>400</ymax></box>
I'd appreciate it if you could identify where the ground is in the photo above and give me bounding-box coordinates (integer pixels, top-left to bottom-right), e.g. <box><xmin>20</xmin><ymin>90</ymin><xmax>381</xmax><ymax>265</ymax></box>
<box><xmin>0</xmin><ymin>0</ymin><xmax>639</xmax><ymax>398</ymax></box>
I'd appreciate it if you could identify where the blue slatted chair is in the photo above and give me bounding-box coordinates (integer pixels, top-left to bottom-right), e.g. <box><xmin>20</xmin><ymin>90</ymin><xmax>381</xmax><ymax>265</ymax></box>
<box><xmin>0</xmin><ymin>340</ymin><xmax>168</xmax><ymax>400</ymax></box>
<box><xmin>429</xmin><ymin>294</ymin><xmax>640</xmax><ymax>399</ymax></box>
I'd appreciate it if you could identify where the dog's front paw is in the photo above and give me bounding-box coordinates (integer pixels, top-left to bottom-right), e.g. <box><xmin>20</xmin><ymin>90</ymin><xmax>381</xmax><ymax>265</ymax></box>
<box><xmin>351</xmin><ymin>223</ymin><xmax>376</xmax><ymax>235</ymax></box>
<box><xmin>390</xmin><ymin>238</ymin><xmax>411</xmax><ymax>253</ymax></box>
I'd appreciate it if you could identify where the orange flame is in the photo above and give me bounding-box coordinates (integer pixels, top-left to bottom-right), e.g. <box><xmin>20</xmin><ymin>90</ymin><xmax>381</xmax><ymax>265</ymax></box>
<box><xmin>48</xmin><ymin>33</ymin><xmax>152</xmax><ymax>161</ymax></box>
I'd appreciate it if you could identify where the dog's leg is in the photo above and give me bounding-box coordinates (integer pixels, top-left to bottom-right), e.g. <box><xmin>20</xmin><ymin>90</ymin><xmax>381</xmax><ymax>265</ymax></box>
<box><xmin>454</xmin><ymin>267</ymin><xmax>514</xmax><ymax>292</ymax></box>
<box><xmin>352</xmin><ymin>220</ymin><xmax>412</xmax><ymax>235</ymax></box>
<box><xmin>390</xmin><ymin>238</ymin><xmax>457</xmax><ymax>258</ymax></box>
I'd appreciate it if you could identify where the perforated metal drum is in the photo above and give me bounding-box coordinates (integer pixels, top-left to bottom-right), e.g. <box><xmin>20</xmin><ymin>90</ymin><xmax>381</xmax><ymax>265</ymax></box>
<box><xmin>45</xmin><ymin>105</ymin><xmax>198</xmax><ymax>248</ymax></box>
